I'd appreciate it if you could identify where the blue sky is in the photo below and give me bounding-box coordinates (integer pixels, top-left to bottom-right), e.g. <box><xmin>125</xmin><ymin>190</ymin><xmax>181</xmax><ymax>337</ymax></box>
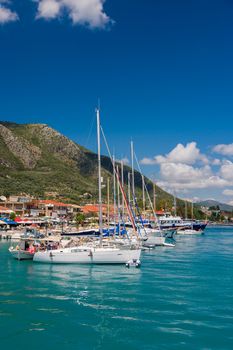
<box><xmin>1</xmin><ymin>0</ymin><xmax>233</xmax><ymax>203</ymax></box>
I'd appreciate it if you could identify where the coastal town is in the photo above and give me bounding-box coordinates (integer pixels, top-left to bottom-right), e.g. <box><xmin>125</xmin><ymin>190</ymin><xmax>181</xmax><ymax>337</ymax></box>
<box><xmin>0</xmin><ymin>193</ymin><xmax>233</xmax><ymax>230</ymax></box>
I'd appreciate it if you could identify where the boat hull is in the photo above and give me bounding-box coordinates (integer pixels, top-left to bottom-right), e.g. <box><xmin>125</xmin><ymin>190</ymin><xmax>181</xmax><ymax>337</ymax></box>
<box><xmin>176</xmin><ymin>229</ymin><xmax>203</xmax><ymax>235</ymax></box>
<box><xmin>160</xmin><ymin>222</ymin><xmax>207</xmax><ymax>231</ymax></box>
<box><xmin>143</xmin><ymin>235</ymin><xmax>175</xmax><ymax>247</ymax></box>
<box><xmin>61</xmin><ymin>229</ymin><xmax>100</xmax><ymax>237</ymax></box>
<box><xmin>9</xmin><ymin>248</ymin><xmax>34</xmax><ymax>260</ymax></box>
<box><xmin>33</xmin><ymin>247</ymin><xmax>141</xmax><ymax>264</ymax></box>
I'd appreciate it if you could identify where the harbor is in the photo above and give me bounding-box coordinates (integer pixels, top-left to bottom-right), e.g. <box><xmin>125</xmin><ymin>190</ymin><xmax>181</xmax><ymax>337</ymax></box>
<box><xmin>1</xmin><ymin>1</ymin><xmax>233</xmax><ymax>348</ymax></box>
<box><xmin>0</xmin><ymin>226</ymin><xmax>232</xmax><ymax>350</ymax></box>
<box><xmin>0</xmin><ymin>109</ymin><xmax>209</xmax><ymax>266</ymax></box>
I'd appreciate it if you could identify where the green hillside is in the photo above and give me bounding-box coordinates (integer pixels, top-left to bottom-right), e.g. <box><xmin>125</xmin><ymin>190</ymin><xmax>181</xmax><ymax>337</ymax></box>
<box><xmin>0</xmin><ymin>121</ymin><xmax>200</xmax><ymax>216</ymax></box>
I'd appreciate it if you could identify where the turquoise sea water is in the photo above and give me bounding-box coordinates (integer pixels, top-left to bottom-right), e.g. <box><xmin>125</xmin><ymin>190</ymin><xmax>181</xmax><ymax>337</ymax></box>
<box><xmin>0</xmin><ymin>227</ymin><xmax>233</xmax><ymax>350</ymax></box>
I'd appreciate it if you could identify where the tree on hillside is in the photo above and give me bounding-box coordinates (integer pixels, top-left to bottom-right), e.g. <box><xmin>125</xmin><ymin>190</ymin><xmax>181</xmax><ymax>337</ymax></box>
<box><xmin>75</xmin><ymin>213</ymin><xmax>86</xmax><ymax>228</ymax></box>
<box><xmin>10</xmin><ymin>212</ymin><xmax>16</xmax><ymax>221</ymax></box>
<box><xmin>209</xmin><ymin>205</ymin><xmax>220</xmax><ymax>211</ymax></box>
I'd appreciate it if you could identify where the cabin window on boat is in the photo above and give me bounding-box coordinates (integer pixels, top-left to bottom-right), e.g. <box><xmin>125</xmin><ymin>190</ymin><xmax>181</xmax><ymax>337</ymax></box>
<box><xmin>71</xmin><ymin>249</ymin><xmax>78</xmax><ymax>253</ymax></box>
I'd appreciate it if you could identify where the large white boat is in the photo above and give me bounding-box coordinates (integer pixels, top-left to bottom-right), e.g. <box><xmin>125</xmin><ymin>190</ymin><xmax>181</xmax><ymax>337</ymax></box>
<box><xmin>33</xmin><ymin>245</ymin><xmax>141</xmax><ymax>264</ymax></box>
<box><xmin>157</xmin><ymin>212</ymin><xmax>207</xmax><ymax>232</ymax></box>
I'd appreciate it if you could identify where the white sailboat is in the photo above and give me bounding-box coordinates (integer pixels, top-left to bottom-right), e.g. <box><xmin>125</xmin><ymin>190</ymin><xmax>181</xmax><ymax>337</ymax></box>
<box><xmin>33</xmin><ymin>245</ymin><xmax>141</xmax><ymax>264</ymax></box>
<box><xmin>133</xmin><ymin>151</ymin><xmax>176</xmax><ymax>247</ymax></box>
<box><xmin>33</xmin><ymin>108</ymin><xmax>141</xmax><ymax>264</ymax></box>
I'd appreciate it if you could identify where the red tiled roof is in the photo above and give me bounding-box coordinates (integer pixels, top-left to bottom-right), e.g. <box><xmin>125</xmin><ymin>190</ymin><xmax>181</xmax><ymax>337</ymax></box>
<box><xmin>155</xmin><ymin>210</ymin><xmax>165</xmax><ymax>215</ymax></box>
<box><xmin>0</xmin><ymin>205</ymin><xmax>13</xmax><ymax>212</ymax></box>
<box><xmin>81</xmin><ymin>204</ymin><xmax>114</xmax><ymax>214</ymax></box>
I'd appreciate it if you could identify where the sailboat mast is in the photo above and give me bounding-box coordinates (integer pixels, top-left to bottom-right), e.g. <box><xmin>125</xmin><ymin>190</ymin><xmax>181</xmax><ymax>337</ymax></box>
<box><xmin>115</xmin><ymin>168</ymin><xmax>137</xmax><ymax>234</ymax></box>
<box><xmin>128</xmin><ymin>172</ymin><xmax>131</xmax><ymax>204</ymax></box>
<box><xmin>131</xmin><ymin>141</ymin><xmax>135</xmax><ymax>203</ymax></box>
<box><xmin>107</xmin><ymin>177</ymin><xmax>110</xmax><ymax>229</ymax></box>
<box><xmin>121</xmin><ymin>160</ymin><xmax>124</xmax><ymax>218</ymax></box>
<box><xmin>173</xmin><ymin>193</ymin><xmax>177</xmax><ymax>216</ymax></box>
<box><xmin>117</xmin><ymin>165</ymin><xmax>121</xmax><ymax>230</ymax></box>
<box><xmin>185</xmin><ymin>200</ymin><xmax>188</xmax><ymax>220</ymax></box>
<box><xmin>191</xmin><ymin>202</ymin><xmax>194</xmax><ymax>230</ymax></box>
<box><xmin>113</xmin><ymin>155</ymin><xmax>117</xmax><ymax>235</ymax></box>
<box><xmin>96</xmin><ymin>108</ymin><xmax>103</xmax><ymax>245</ymax></box>
<box><xmin>153</xmin><ymin>183</ymin><xmax>156</xmax><ymax>212</ymax></box>
<box><xmin>142</xmin><ymin>174</ymin><xmax>145</xmax><ymax>213</ymax></box>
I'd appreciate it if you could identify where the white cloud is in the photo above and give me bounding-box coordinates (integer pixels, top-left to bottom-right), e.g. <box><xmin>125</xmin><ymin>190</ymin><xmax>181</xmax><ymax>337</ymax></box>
<box><xmin>213</xmin><ymin>143</ymin><xmax>233</xmax><ymax>156</ymax></box>
<box><xmin>140</xmin><ymin>157</ymin><xmax>156</xmax><ymax>165</ymax></box>
<box><xmin>212</xmin><ymin>158</ymin><xmax>221</xmax><ymax>165</ymax></box>
<box><xmin>158</xmin><ymin>177</ymin><xmax>230</xmax><ymax>191</ymax></box>
<box><xmin>180</xmin><ymin>196</ymin><xmax>200</xmax><ymax>203</ymax></box>
<box><xmin>141</xmin><ymin>142</ymin><xmax>208</xmax><ymax>165</ymax></box>
<box><xmin>120</xmin><ymin>157</ymin><xmax>129</xmax><ymax>165</ymax></box>
<box><xmin>37</xmin><ymin>0</ymin><xmax>60</xmax><ymax>19</ymax></box>
<box><xmin>36</xmin><ymin>0</ymin><xmax>112</xmax><ymax>28</ymax></box>
<box><xmin>219</xmin><ymin>160</ymin><xmax>233</xmax><ymax>180</ymax></box>
<box><xmin>0</xmin><ymin>2</ymin><xmax>18</xmax><ymax>23</ymax></box>
<box><xmin>141</xmin><ymin>142</ymin><xmax>233</xmax><ymax>197</ymax></box>
<box><xmin>160</xmin><ymin>162</ymin><xmax>212</xmax><ymax>182</ymax></box>
<box><xmin>116</xmin><ymin>157</ymin><xmax>129</xmax><ymax>165</ymax></box>
<box><xmin>223</xmin><ymin>189</ymin><xmax>233</xmax><ymax>196</ymax></box>
<box><xmin>156</xmin><ymin>162</ymin><xmax>232</xmax><ymax>191</ymax></box>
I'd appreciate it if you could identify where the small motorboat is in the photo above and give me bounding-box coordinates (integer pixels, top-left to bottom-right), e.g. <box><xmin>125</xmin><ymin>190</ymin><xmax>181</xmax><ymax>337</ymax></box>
<box><xmin>9</xmin><ymin>247</ymin><xmax>35</xmax><ymax>260</ymax></box>
<box><xmin>142</xmin><ymin>235</ymin><xmax>176</xmax><ymax>248</ymax></box>
<box><xmin>125</xmin><ymin>259</ymin><xmax>141</xmax><ymax>268</ymax></box>
<box><xmin>9</xmin><ymin>240</ymin><xmax>36</xmax><ymax>260</ymax></box>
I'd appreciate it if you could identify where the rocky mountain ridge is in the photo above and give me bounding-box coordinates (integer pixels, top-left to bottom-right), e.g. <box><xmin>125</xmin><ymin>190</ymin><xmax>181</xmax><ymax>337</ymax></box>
<box><xmin>0</xmin><ymin>121</ymin><xmax>176</xmax><ymax>207</ymax></box>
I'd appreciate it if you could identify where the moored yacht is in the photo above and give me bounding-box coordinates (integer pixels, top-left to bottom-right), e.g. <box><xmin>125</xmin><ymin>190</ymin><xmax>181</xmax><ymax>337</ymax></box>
<box><xmin>157</xmin><ymin>212</ymin><xmax>207</xmax><ymax>232</ymax></box>
<box><xmin>33</xmin><ymin>244</ymin><xmax>141</xmax><ymax>264</ymax></box>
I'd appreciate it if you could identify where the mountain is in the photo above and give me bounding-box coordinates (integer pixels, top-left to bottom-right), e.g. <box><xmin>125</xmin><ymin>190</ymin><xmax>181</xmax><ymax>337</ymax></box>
<box><xmin>0</xmin><ymin>121</ymin><xmax>173</xmax><ymax>206</ymax></box>
<box><xmin>197</xmin><ymin>200</ymin><xmax>233</xmax><ymax>212</ymax></box>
